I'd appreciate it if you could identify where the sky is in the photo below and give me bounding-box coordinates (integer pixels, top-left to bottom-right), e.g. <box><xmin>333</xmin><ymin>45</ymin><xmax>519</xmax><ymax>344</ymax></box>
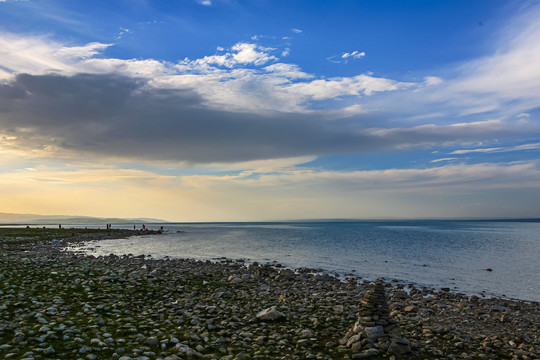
<box><xmin>1</xmin><ymin>0</ymin><xmax>540</xmax><ymax>221</ymax></box>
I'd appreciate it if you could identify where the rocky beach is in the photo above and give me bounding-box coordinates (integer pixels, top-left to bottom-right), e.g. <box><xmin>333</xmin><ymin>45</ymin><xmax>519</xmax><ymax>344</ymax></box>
<box><xmin>0</xmin><ymin>228</ymin><xmax>538</xmax><ymax>359</ymax></box>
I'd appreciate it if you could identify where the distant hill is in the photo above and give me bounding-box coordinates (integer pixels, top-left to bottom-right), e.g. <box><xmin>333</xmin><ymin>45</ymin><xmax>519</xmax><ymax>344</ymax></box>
<box><xmin>0</xmin><ymin>212</ymin><xmax>167</xmax><ymax>225</ymax></box>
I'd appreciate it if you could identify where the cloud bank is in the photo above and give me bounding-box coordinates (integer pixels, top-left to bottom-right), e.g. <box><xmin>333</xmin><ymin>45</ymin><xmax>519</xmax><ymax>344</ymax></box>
<box><xmin>1</xmin><ymin>2</ymin><xmax>540</xmax><ymax>166</ymax></box>
<box><xmin>1</xmin><ymin>72</ymin><xmax>536</xmax><ymax>164</ymax></box>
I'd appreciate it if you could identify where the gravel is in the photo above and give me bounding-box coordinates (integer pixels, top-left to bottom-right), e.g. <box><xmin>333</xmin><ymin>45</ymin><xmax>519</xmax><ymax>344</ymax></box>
<box><xmin>0</xmin><ymin>229</ymin><xmax>538</xmax><ymax>359</ymax></box>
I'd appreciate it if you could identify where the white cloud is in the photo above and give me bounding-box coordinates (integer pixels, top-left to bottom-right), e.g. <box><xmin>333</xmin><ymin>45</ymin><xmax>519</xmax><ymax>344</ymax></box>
<box><xmin>197</xmin><ymin>0</ymin><xmax>212</xmax><ymax>5</ymax></box>
<box><xmin>431</xmin><ymin>157</ymin><xmax>457</xmax><ymax>163</ymax></box>
<box><xmin>424</xmin><ymin>76</ymin><xmax>443</xmax><ymax>86</ymax></box>
<box><xmin>181</xmin><ymin>42</ymin><xmax>278</xmax><ymax>69</ymax></box>
<box><xmin>263</xmin><ymin>63</ymin><xmax>312</xmax><ymax>79</ymax></box>
<box><xmin>291</xmin><ymin>28</ymin><xmax>302</xmax><ymax>34</ymax></box>
<box><xmin>351</xmin><ymin>3</ymin><xmax>540</xmax><ymax>128</ymax></box>
<box><xmin>231</xmin><ymin>43</ymin><xmax>277</xmax><ymax>65</ymax></box>
<box><xmin>284</xmin><ymin>74</ymin><xmax>410</xmax><ymax>100</ymax></box>
<box><xmin>409</xmin><ymin>3</ymin><xmax>540</xmax><ymax>120</ymax></box>
<box><xmin>0</xmin><ymin>32</ymin><xmax>415</xmax><ymax>114</ymax></box>
<box><xmin>328</xmin><ymin>50</ymin><xmax>366</xmax><ymax>64</ymax></box>
<box><xmin>450</xmin><ymin>142</ymin><xmax>540</xmax><ymax>155</ymax></box>
<box><xmin>0</xmin><ymin>32</ymin><xmax>109</xmax><ymax>77</ymax></box>
<box><xmin>341</xmin><ymin>50</ymin><xmax>365</xmax><ymax>60</ymax></box>
<box><xmin>81</xmin><ymin>58</ymin><xmax>171</xmax><ymax>77</ymax></box>
<box><xmin>57</xmin><ymin>42</ymin><xmax>112</xmax><ymax>59</ymax></box>
<box><xmin>116</xmin><ymin>27</ymin><xmax>132</xmax><ymax>39</ymax></box>
<box><xmin>450</xmin><ymin>147</ymin><xmax>502</xmax><ymax>155</ymax></box>
<box><xmin>454</xmin><ymin>5</ymin><xmax>540</xmax><ymax>101</ymax></box>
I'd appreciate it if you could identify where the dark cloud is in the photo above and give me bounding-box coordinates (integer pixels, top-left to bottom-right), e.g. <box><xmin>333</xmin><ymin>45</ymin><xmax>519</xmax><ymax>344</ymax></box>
<box><xmin>0</xmin><ymin>73</ymin><xmax>533</xmax><ymax>163</ymax></box>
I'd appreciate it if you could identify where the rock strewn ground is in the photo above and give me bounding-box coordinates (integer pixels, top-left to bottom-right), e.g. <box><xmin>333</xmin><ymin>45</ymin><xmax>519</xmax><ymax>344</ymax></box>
<box><xmin>0</xmin><ymin>229</ymin><xmax>539</xmax><ymax>359</ymax></box>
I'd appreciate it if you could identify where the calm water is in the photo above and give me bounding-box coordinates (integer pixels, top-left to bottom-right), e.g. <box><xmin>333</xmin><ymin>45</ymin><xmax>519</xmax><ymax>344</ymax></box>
<box><xmin>71</xmin><ymin>220</ymin><xmax>540</xmax><ymax>301</ymax></box>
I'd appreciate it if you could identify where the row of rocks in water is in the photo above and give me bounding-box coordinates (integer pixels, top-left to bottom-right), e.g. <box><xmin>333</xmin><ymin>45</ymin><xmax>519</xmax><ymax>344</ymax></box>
<box><xmin>0</xmin><ymin>231</ymin><xmax>538</xmax><ymax>359</ymax></box>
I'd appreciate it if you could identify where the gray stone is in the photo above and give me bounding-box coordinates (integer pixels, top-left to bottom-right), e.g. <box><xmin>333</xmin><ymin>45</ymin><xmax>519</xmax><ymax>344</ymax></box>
<box><xmin>387</xmin><ymin>338</ymin><xmax>412</xmax><ymax>355</ymax></box>
<box><xmin>39</xmin><ymin>326</ymin><xmax>50</xmax><ymax>333</ymax></box>
<box><xmin>79</xmin><ymin>345</ymin><xmax>92</xmax><ymax>354</ymax></box>
<box><xmin>144</xmin><ymin>337</ymin><xmax>158</xmax><ymax>346</ymax></box>
<box><xmin>346</xmin><ymin>334</ymin><xmax>362</xmax><ymax>347</ymax></box>
<box><xmin>12</xmin><ymin>332</ymin><xmax>25</xmax><ymax>343</ymax></box>
<box><xmin>234</xmin><ymin>352</ymin><xmax>251</xmax><ymax>360</ymax></box>
<box><xmin>364</xmin><ymin>325</ymin><xmax>384</xmax><ymax>339</ymax></box>
<box><xmin>387</xmin><ymin>326</ymin><xmax>402</xmax><ymax>338</ymax></box>
<box><xmin>256</xmin><ymin>306</ymin><xmax>285</xmax><ymax>321</ymax></box>
<box><xmin>352</xmin><ymin>348</ymin><xmax>379</xmax><ymax>358</ymax></box>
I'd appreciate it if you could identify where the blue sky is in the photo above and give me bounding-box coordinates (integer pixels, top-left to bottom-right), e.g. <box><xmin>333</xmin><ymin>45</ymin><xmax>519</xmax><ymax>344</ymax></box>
<box><xmin>1</xmin><ymin>0</ymin><xmax>540</xmax><ymax>221</ymax></box>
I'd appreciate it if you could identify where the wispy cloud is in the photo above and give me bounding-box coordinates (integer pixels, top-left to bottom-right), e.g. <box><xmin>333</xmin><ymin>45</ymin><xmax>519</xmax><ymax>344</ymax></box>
<box><xmin>116</xmin><ymin>27</ymin><xmax>132</xmax><ymax>40</ymax></box>
<box><xmin>327</xmin><ymin>50</ymin><xmax>365</xmax><ymax>63</ymax></box>
<box><xmin>409</xmin><ymin>3</ymin><xmax>540</xmax><ymax>120</ymax></box>
<box><xmin>424</xmin><ymin>76</ymin><xmax>443</xmax><ymax>86</ymax></box>
<box><xmin>57</xmin><ymin>42</ymin><xmax>112</xmax><ymax>59</ymax></box>
<box><xmin>342</xmin><ymin>50</ymin><xmax>365</xmax><ymax>60</ymax></box>
<box><xmin>2</xmin><ymin>159</ymin><xmax>539</xmax><ymax>220</ymax></box>
<box><xmin>450</xmin><ymin>142</ymin><xmax>540</xmax><ymax>155</ymax></box>
<box><xmin>0</xmin><ymin>32</ymin><xmax>112</xmax><ymax>77</ymax></box>
<box><xmin>431</xmin><ymin>157</ymin><xmax>458</xmax><ymax>163</ymax></box>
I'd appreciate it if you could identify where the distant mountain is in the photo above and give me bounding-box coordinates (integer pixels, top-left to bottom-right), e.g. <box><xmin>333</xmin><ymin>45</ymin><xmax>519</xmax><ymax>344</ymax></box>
<box><xmin>0</xmin><ymin>212</ymin><xmax>167</xmax><ymax>225</ymax></box>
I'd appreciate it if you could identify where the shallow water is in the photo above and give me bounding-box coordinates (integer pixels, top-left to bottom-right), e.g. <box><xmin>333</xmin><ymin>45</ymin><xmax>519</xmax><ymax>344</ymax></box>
<box><xmin>71</xmin><ymin>220</ymin><xmax>540</xmax><ymax>301</ymax></box>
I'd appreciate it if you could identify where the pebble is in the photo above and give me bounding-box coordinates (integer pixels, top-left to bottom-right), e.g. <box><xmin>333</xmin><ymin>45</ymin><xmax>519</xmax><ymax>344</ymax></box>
<box><xmin>0</xmin><ymin>229</ymin><xmax>538</xmax><ymax>360</ymax></box>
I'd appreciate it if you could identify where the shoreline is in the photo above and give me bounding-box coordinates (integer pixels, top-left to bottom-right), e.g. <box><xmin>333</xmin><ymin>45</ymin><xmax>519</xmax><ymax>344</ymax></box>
<box><xmin>71</xmin><ymin>231</ymin><xmax>539</xmax><ymax>304</ymax></box>
<box><xmin>1</xmin><ymin>229</ymin><xmax>539</xmax><ymax>359</ymax></box>
<box><xmin>74</xmin><ymin>240</ymin><xmax>536</xmax><ymax>305</ymax></box>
